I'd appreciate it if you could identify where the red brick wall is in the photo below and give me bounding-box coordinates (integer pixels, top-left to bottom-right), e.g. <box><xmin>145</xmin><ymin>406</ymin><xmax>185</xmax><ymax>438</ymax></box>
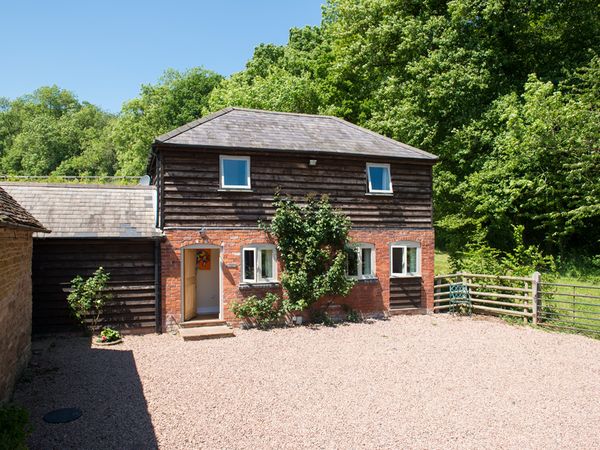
<box><xmin>161</xmin><ymin>228</ymin><xmax>434</xmax><ymax>329</ymax></box>
<box><xmin>0</xmin><ymin>227</ymin><xmax>33</xmax><ymax>403</ymax></box>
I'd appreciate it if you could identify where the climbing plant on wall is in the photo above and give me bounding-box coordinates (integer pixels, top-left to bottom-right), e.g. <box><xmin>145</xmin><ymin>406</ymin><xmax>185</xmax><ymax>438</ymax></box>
<box><xmin>261</xmin><ymin>193</ymin><xmax>355</xmax><ymax>312</ymax></box>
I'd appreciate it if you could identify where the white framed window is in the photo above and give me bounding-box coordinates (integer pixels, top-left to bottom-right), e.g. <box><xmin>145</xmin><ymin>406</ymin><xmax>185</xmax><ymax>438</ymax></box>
<box><xmin>220</xmin><ymin>155</ymin><xmax>251</xmax><ymax>189</ymax></box>
<box><xmin>346</xmin><ymin>243</ymin><xmax>376</xmax><ymax>279</ymax></box>
<box><xmin>366</xmin><ymin>163</ymin><xmax>392</xmax><ymax>194</ymax></box>
<box><xmin>242</xmin><ymin>244</ymin><xmax>277</xmax><ymax>283</ymax></box>
<box><xmin>390</xmin><ymin>241</ymin><xmax>420</xmax><ymax>277</ymax></box>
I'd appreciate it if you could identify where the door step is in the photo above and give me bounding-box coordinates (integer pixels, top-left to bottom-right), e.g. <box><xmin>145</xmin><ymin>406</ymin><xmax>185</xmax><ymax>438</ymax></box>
<box><xmin>389</xmin><ymin>307</ymin><xmax>427</xmax><ymax>316</ymax></box>
<box><xmin>179</xmin><ymin>325</ymin><xmax>235</xmax><ymax>341</ymax></box>
<box><xmin>180</xmin><ymin>319</ymin><xmax>227</xmax><ymax>328</ymax></box>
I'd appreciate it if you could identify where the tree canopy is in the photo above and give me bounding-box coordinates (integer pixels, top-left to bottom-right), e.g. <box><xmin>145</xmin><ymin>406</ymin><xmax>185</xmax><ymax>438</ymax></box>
<box><xmin>1</xmin><ymin>0</ymin><xmax>598</xmax><ymax>257</ymax></box>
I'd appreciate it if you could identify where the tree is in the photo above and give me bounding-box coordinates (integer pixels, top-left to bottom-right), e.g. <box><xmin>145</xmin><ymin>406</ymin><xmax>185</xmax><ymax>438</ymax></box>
<box><xmin>112</xmin><ymin>67</ymin><xmax>223</xmax><ymax>176</ymax></box>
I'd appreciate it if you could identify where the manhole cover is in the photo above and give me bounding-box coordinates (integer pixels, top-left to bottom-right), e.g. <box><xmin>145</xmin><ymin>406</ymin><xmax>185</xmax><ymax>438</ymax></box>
<box><xmin>43</xmin><ymin>408</ymin><xmax>82</xmax><ymax>424</ymax></box>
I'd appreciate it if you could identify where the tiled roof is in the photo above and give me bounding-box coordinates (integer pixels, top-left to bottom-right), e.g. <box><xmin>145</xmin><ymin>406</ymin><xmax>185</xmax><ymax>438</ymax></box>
<box><xmin>155</xmin><ymin>107</ymin><xmax>438</xmax><ymax>161</ymax></box>
<box><xmin>0</xmin><ymin>183</ymin><xmax>161</xmax><ymax>239</ymax></box>
<box><xmin>0</xmin><ymin>186</ymin><xmax>49</xmax><ymax>233</ymax></box>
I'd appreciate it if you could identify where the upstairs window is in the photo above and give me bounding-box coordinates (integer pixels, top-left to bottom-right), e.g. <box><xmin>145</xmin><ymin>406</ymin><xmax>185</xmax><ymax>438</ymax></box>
<box><xmin>367</xmin><ymin>163</ymin><xmax>392</xmax><ymax>194</ymax></box>
<box><xmin>242</xmin><ymin>245</ymin><xmax>277</xmax><ymax>283</ymax></box>
<box><xmin>220</xmin><ymin>155</ymin><xmax>250</xmax><ymax>189</ymax></box>
<box><xmin>346</xmin><ymin>243</ymin><xmax>376</xmax><ymax>279</ymax></box>
<box><xmin>390</xmin><ymin>241</ymin><xmax>420</xmax><ymax>277</ymax></box>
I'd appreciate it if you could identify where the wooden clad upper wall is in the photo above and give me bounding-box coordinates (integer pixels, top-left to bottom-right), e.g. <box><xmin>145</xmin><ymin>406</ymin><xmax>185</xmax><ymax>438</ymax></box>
<box><xmin>159</xmin><ymin>146</ymin><xmax>434</xmax><ymax>229</ymax></box>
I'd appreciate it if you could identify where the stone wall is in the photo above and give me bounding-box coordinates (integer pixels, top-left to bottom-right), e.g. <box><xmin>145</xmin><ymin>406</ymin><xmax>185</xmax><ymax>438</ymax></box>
<box><xmin>0</xmin><ymin>227</ymin><xmax>33</xmax><ymax>403</ymax></box>
<box><xmin>161</xmin><ymin>228</ymin><xmax>434</xmax><ymax>329</ymax></box>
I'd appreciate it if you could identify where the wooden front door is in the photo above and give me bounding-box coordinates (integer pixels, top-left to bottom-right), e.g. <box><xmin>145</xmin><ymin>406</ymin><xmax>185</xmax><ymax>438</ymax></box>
<box><xmin>183</xmin><ymin>249</ymin><xmax>197</xmax><ymax>321</ymax></box>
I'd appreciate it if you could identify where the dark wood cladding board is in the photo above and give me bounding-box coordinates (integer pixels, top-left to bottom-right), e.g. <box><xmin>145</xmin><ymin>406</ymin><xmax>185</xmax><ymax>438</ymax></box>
<box><xmin>389</xmin><ymin>277</ymin><xmax>423</xmax><ymax>309</ymax></box>
<box><xmin>157</xmin><ymin>146</ymin><xmax>434</xmax><ymax>229</ymax></box>
<box><xmin>32</xmin><ymin>239</ymin><xmax>157</xmax><ymax>334</ymax></box>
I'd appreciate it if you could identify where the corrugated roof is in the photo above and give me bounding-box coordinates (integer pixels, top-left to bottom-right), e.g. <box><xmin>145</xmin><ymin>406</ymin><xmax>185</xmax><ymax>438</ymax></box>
<box><xmin>0</xmin><ymin>186</ymin><xmax>49</xmax><ymax>233</ymax></box>
<box><xmin>155</xmin><ymin>107</ymin><xmax>438</xmax><ymax>161</ymax></box>
<box><xmin>0</xmin><ymin>183</ymin><xmax>161</xmax><ymax>239</ymax></box>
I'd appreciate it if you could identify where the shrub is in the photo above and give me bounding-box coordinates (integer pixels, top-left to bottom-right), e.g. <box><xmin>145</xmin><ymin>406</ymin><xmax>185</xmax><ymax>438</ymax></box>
<box><xmin>310</xmin><ymin>309</ymin><xmax>335</xmax><ymax>326</ymax></box>
<box><xmin>67</xmin><ymin>267</ymin><xmax>111</xmax><ymax>331</ymax></box>
<box><xmin>231</xmin><ymin>293</ymin><xmax>287</xmax><ymax>328</ymax></box>
<box><xmin>0</xmin><ymin>404</ymin><xmax>31</xmax><ymax>450</ymax></box>
<box><xmin>450</xmin><ymin>225</ymin><xmax>556</xmax><ymax>277</ymax></box>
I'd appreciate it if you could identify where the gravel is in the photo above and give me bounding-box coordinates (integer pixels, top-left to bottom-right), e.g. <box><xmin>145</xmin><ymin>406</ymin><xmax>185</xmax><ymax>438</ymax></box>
<box><xmin>14</xmin><ymin>315</ymin><xmax>600</xmax><ymax>449</ymax></box>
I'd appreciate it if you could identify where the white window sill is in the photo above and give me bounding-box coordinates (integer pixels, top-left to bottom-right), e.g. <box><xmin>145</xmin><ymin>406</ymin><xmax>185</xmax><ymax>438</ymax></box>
<box><xmin>365</xmin><ymin>192</ymin><xmax>394</xmax><ymax>196</ymax></box>
<box><xmin>239</xmin><ymin>281</ymin><xmax>280</xmax><ymax>289</ymax></box>
<box><xmin>390</xmin><ymin>274</ymin><xmax>421</xmax><ymax>279</ymax></box>
<box><xmin>218</xmin><ymin>188</ymin><xmax>253</xmax><ymax>192</ymax></box>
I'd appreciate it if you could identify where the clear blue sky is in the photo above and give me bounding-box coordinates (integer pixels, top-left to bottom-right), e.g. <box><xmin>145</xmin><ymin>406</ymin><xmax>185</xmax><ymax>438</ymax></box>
<box><xmin>1</xmin><ymin>0</ymin><xmax>324</xmax><ymax>113</ymax></box>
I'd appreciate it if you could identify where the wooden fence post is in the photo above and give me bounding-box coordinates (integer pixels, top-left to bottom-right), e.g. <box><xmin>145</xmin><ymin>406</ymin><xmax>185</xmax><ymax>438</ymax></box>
<box><xmin>532</xmin><ymin>271</ymin><xmax>541</xmax><ymax>325</ymax></box>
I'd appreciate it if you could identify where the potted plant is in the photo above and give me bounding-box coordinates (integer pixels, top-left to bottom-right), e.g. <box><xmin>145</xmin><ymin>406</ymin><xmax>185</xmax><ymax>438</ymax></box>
<box><xmin>95</xmin><ymin>327</ymin><xmax>123</xmax><ymax>346</ymax></box>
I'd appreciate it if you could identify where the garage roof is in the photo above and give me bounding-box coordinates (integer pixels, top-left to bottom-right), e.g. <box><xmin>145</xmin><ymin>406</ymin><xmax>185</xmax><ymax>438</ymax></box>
<box><xmin>0</xmin><ymin>183</ymin><xmax>161</xmax><ymax>239</ymax></box>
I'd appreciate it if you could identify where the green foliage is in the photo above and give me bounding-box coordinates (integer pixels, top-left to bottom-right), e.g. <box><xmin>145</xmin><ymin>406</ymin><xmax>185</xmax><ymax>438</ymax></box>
<box><xmin>67</xmin><ymin>267</ymin><xmax>111</xmax><ymax>331</ymax></box>
<box><xmin>0</xmin><ymin>86</ymin><xmax>115</xmax><ymax>176</ymax></box>
<box><xmin>310</xmin><ymin>309</ymin><xmax>335</xmax><ymax>326</ymax></box>
<box><xmin>99</xmin><ymin>327</ymin><xmax>121</xmax><ymax>343</ymax></box>
<box><xmin>0</xmin><ymin>404</ymin><xmax>31</xmax><ymax>450</ymax></box>
<box><xmin>231</xmin><ymin>293</ymin><xmax>287</xmax><ymax>328</ymax></box>
<box><xmin>262</xmin><ymin>194</ymin><xmax>355</xmax><ymax>311</ymax></box>
<box><xmin>113</xmin><ymin>67</ymin><xmax>223</xmax><ymax>176</ymax></box>
<box><xmin>450</xmin><ymin>225</ymin><xmax>556</xmax><ymax>276</ymax></box>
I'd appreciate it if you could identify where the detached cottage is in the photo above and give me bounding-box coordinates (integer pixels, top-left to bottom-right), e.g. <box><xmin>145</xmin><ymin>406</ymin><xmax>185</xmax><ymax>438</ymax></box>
<box><xmin>149</xmin><ymin>108</ymin><xmax>437</xmax><ymax>330</ymax></box>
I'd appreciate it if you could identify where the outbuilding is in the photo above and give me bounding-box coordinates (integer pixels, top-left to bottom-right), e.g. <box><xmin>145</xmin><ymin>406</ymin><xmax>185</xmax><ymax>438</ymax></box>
<box><xmin>0</xmin><ymin>187</ymin><xmax>49</xmax><ymax>402</ymax></box>
<box><xmin>1</xmin><ymin>183</ymin><xmax>162</xmax><ymax>335</ymax></box>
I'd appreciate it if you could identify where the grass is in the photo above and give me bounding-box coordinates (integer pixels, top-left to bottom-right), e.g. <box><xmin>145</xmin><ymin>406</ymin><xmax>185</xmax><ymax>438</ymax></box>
<box><xmin>434</xmin><ymin>250</ymin><xmax>451</xmax><ymax>275</ymax></box>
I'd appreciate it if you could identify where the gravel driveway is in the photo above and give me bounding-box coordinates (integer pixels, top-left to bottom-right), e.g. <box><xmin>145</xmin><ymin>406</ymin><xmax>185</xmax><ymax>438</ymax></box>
<box><xmin>14</xmin><ymin>315</ymin><xmax>600</xmax><ymax>449</ymax></box>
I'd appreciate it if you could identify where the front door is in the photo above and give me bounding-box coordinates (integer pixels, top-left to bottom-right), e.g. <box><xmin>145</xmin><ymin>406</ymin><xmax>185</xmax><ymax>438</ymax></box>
<box><xmin>182</xmin><ymin>247</ymin><xmax>221</xmax><ymax>322</ymax></box>
<box><xmin>195</xmin><ymin>248</ymin><xmax>220</xmax><ymax>315</ymax></box>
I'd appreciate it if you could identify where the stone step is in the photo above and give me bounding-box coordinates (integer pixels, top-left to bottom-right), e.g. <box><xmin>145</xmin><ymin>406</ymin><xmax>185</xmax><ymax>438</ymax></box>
<box><xmin>179</xmin><ymin>325</ymin><xmax>235</xmax><ymax>341</ymax></box>
<box><xmin>389</xmin><ymin>307</ymin><xmax>427</xmax><ymax>316</ymax></box>
<box><xmin>180</xmin><ymin>319</ymin><xmax>227</xmax><ymax>328</ymax></box>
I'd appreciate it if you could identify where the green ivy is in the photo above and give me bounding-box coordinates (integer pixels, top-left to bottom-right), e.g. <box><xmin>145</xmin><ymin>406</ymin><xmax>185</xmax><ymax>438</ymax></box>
<box><xmin>261</xmin><ymin>193</ymin><xmax>355</xmax><ymax>312</ymax></box>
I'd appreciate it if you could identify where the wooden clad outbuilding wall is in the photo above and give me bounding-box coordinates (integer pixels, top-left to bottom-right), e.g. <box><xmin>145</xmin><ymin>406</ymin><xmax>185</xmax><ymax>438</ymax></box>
<box><xmin>32</xmin><ymin>239</ymin><xmax>157</xmax><ymax>334</ymax></box>
<box><xmin>390</xmin><ymin>277</ymin><xmax>423</xmax><ymax>310</ymax></box>
<box><xmin>158</xmin><ymin>146</ymin><xmax>433</xmax><ymax>229</ymax></box>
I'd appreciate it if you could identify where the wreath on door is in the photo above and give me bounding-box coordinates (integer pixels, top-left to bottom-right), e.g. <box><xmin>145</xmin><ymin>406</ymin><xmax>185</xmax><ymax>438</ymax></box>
<box><xmin>196</xmin><ymin>249</ymin><xmax>211</xmax><ymax>270</ymax></box>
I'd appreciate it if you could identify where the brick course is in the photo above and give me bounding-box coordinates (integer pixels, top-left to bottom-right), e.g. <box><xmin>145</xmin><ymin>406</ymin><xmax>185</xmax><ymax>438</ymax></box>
<box><xmin>0</xmin><ymin>228</ymin><xmax>34</xmax><ymax>403</ymax></box>
<box><xmin>161</xmin><ymin>228</ymin><xmax>434</xmax><ymax>329</ymax></box>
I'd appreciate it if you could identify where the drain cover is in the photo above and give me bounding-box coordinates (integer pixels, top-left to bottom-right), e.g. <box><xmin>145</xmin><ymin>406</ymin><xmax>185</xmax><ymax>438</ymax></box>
<box><xmin>43</xmin><ymin>408</ymin><xmax>82</xmax><ymax>424</ymax></box>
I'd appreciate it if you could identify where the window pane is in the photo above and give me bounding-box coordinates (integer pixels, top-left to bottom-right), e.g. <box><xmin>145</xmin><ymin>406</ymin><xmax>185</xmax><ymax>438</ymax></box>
<box><xmin>243</xmin><ymin>249</ymin><xmax>255</xmax><ymax>281</ymax></box>
<box><xmin>361</xmin><ymin>248</ymin><xmax>372</xmax><ymax>276</ymax></box>
<box><xmin>347</xmin><ymin>249</ymin><xmax>358</xmax><ymax>276</ymax></box>
<box><xmin>223</xmin><ymin>159</ymin><xmax>248</xmax><ymax>187</ymax></box>
<box><xmin>407</xmin><ymin>247</ymin><xmax>418</xmax><ymax>273</ymax></box>
<box><xmin>392</xmin><ymin>247</ymin><xmax>404</xmax><ymax>274</ymax></box>
<box><xmin>369</xmin><ymin>166</ymin><xmax>390</xmax><ymax>191</ymax></box>
<box><xmin>260</xmin><ymin>249</ymin><xmax>273</xmax><ymax>279</ymax></box>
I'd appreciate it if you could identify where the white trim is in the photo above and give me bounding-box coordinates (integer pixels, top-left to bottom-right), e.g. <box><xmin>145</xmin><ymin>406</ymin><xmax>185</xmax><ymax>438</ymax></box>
<box><xmin>220</xmin><ymin>155</ymin><xmax>251</xmax><ymax>189</ymax></box>
<box><xmin>242</xmin><ymin>247</ymin><xmax>256</xmax><ymax>283</ymax></box>
<box><xmin>241</xmin><ymin>244</ymin><xmax>277</xmax><ymax>283</ymax></box>
<box><xmin>346</xmin><ymin>243</ymin><xmax>376</xmax><ymax>280</ymax></box>
<box><xmin>390</xmin><ymin>241</ymin><xmax>421</xmax><ymax>277</ymax></box>
<box><xmin>366</xmin><ymin>162</ymin><xmax>393</xmax><ymax>194</ymax></box>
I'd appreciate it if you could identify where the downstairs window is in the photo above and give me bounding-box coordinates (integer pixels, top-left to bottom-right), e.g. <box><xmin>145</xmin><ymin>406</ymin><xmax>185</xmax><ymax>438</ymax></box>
<box><xmin>242</xmin><ymin>245</ymin><xmax>277</xmax><ymax>283</ymax></box>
